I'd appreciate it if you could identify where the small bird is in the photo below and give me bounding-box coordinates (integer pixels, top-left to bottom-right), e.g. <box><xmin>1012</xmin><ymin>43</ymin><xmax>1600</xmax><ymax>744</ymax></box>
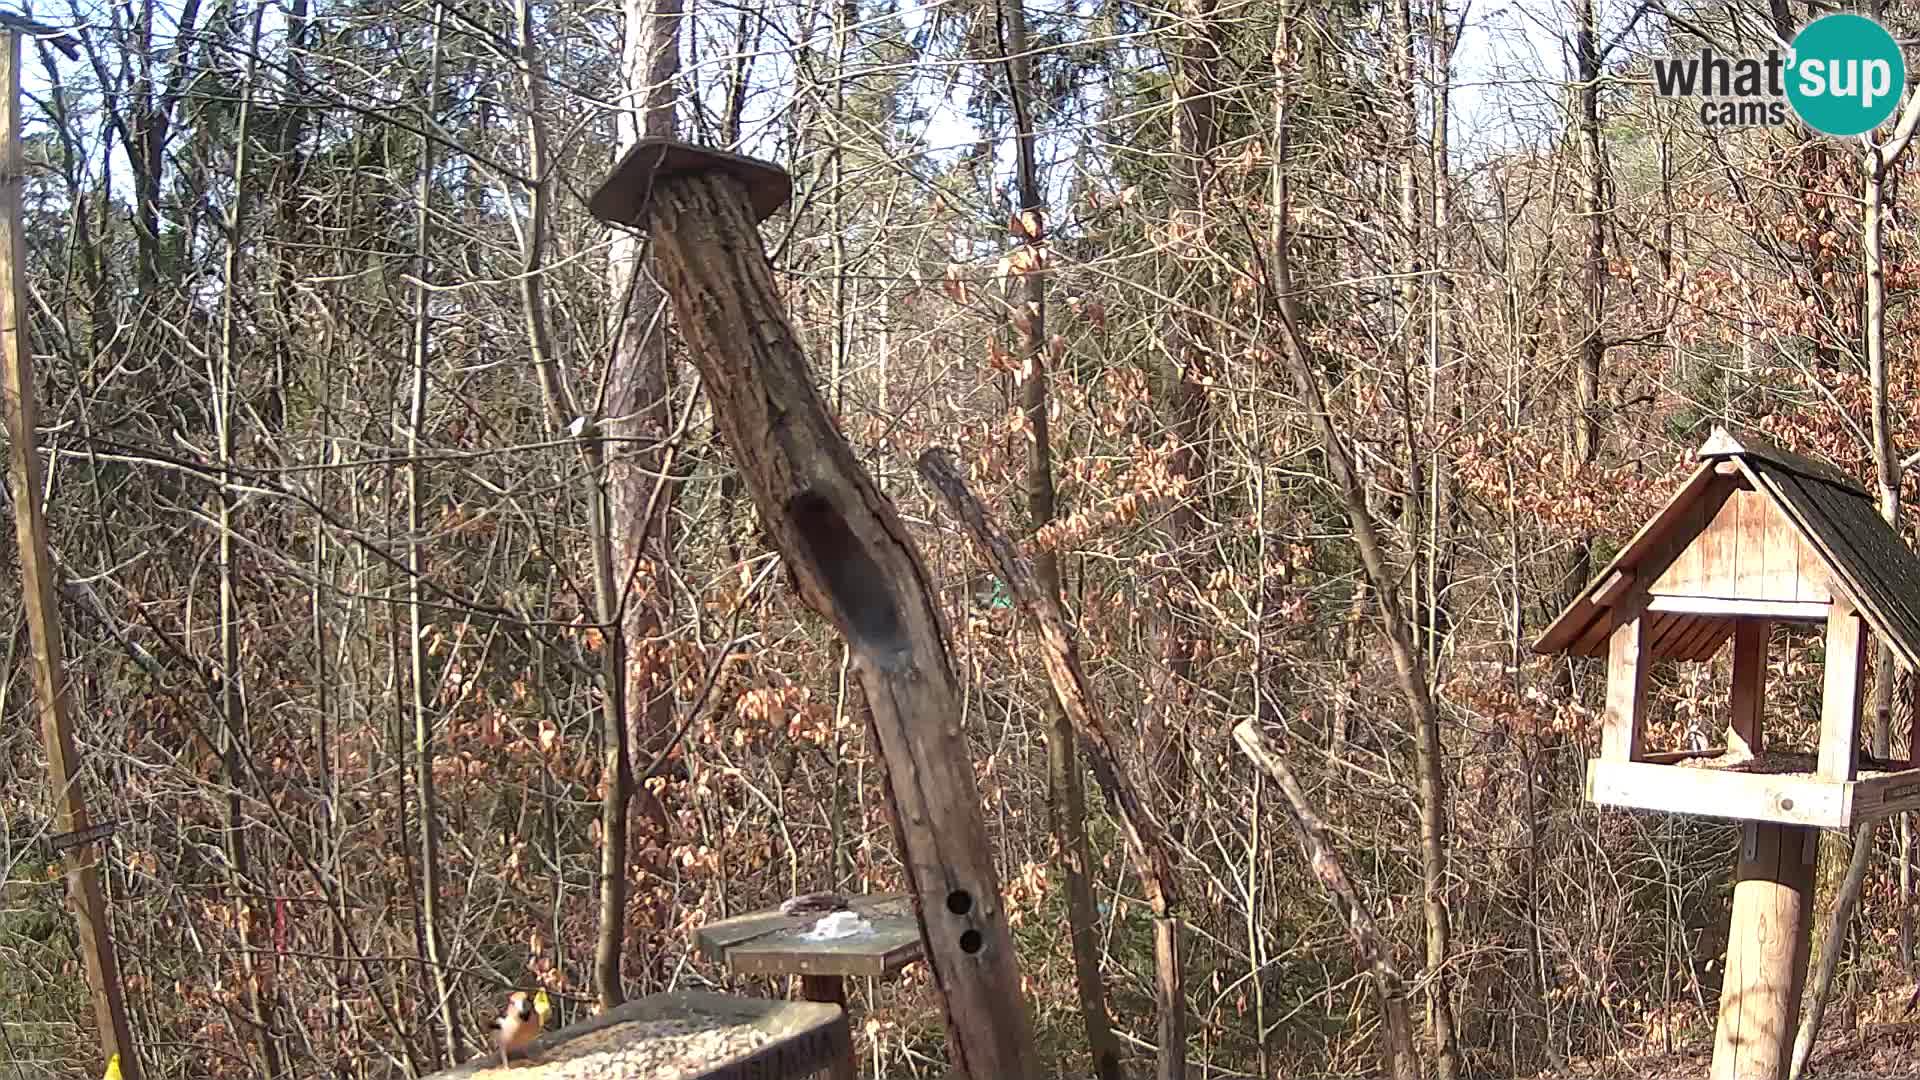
<box><xmin>103</xmin><ymin>1055</ymin><xmax>122</xmax><ymax>1080</ymax></box>
<box><xmin>492</xmin><ymin>989</ymin><xmax>551</xmax><ymax>1067</ymax></box>
<box><xmin>780</xmin><ymin>891</ymin><xmax>852</xmax><ymax>917</ymax></box>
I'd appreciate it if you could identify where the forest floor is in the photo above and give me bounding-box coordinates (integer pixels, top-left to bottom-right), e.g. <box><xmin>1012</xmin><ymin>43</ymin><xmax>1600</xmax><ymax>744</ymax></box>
<box><xmin>1520</xmin><ymin>1017</ymin><xmax>1920</xmax><ymax>1079</ymax></box>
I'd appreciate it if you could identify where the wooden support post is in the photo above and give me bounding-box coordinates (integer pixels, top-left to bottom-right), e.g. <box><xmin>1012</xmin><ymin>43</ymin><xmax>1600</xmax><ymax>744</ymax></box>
<box><xmin>1602</xmin><ymin>616</ymin><xmax>1648</xmax><ymax>761</ymax></box>
<box><xmin>1710</xmin><ymin>822</ymin><xmax>1818</xmax><ymax>1080</ymax></box>
<box><xmin>588</xmin><ymin>139</ymin><xmax>1040</xmax><ymax>1080</ymax></box>
<box><xmin>1906</xmin><ymin>662</ymin><xmax>1920</xmax><ymax>768</ymax></box>
<box><xmin>1731</xmin><ymin>619</ymin><xmax>1769</xmax><ymax>758</ymax></box>
<box><xmin>1818</xmin><ymin>604</ymin><xmax>1867</xmax><ymax>781</ymax></box>
<box><xmin>0</xmin><ymin>29</ymin><xmax>140</xmax><ymax>1080</ymax></box>
<box><xmin>797</xmin><ymin>976</ymin><xmax>856</xmax><ymax>1080</ymax></box>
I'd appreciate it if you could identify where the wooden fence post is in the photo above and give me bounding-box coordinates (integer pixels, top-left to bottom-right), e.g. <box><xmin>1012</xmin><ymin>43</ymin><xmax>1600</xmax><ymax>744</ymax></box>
<box><xmin>0</xmin><ymin>24</ymin><xmax>142</xmax><ymax>1080</ymax></box>
<box><xmin>588</xmin><ymin>139</ymin><xmax>1041</xmax><ymax>1080</ymax></box>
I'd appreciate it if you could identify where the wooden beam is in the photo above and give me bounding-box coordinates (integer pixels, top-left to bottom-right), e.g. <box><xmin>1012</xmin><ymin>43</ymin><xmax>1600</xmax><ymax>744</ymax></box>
<box><xmin>1910</xmin><ymin>668</ymin><xmax>1920</xmax><ymax>769</ymax></box>
<box><xmin>1602</xmin><ymin>617</ymin><xmax>1649</xmax><ymax>762</ymax></box>
<box><xmin>0</xmin><ymin>30</ymin><xmax>140</xmax><ymax>1080</ymax></box>
<box><xmin>1819</xmin><ymin>604</ymin><xmax>1868</xmax><ymax>782</ymax></box>
<box><xmin>1731</xmin><ymin>620</ymin><xmax>1769</xmax><ymax>758</ymax></box>
<box><xmin>1843</xmin><ymin>769</ymin><xmax>1920</xmax><ymax>823</ymax></box>
<box><xmin>1645</xmin><ymin>596</ymin><xmax>1830</xmax><ymax>621</ymax></box>
<box><xmin>1710</xmin><ymin>822</ymin><xmax>1818</xmax><ymax>1080</ymax></box>
<box><xmin>1585</xmin><ymin>761</ymin><xmax>1847</xmax><ymax>828</ymax></box>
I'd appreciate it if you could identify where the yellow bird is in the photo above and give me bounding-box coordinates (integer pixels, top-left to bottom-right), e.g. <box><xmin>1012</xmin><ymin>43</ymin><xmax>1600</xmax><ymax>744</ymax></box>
<box><xmin>493</xmin><ymin>990</ymin><xmax>550</xmax><ymax>1067</ymax></box>
<box><xmin>103</xmin><ymin>1055</ymin><xmax>122</xmax><ymax>1080</ymax></box>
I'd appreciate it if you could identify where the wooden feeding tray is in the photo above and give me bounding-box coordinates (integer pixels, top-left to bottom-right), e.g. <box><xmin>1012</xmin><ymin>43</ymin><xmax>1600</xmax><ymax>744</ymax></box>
<box><xmin>694</xmin><ymin>894</ymin><xmax>923</xmax><ymax>981</ymax></box>
<box><xmin>428</xmin><ymin>990</ymin><xmax>849</xmax><ymax>1080</ymax></box>
<box><xmin>1588</xmin><ymin>747</ymin><xmax>1920</xmax><ymax>830</ymax></box>
<box><xmin>694</xmin><ymin>894</ymin><xmax>925</xmax><ymax>1080</ymax></box>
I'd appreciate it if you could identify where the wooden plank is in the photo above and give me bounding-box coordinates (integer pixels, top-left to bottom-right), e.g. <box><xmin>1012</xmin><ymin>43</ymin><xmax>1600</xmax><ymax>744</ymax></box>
<box><xmin>1910</xmin><ymin>671</ymin><xmax>1920</xmax><ymax>768</ymax></box>
<box><xmin>1689</xmin><ymin>620</ymin><xmax>1735</xmax><ymax>662</ymax></box>
<box><xmin>721</xmin><ymin>925</ymin><xmax>926</xmax><ymax>979</ymax></box>
<box><xmin>1655</xmin><ymin>488</ymin><xmax>1711</xmax><ymax>595</ymax></box>
<box><xmin>1645</xmin><ymin>597</ymin><xmax>1830</xmax><ymax>621</ymax></box>
<box><xmin>1710</xmin><ymin>822</ymin><xmax>1819</xmax><ymax>1080</ymax></box>
<box><xmin>1700</xmin><ymin>483</ymin><xmax>1738</xmax><ymax>598</ymax></box>
<box><xmin>1731</xmin><ymin>620</ymin><xmax>1770</xmax><ymax>757</ymax></box>
<box><xmin>1733</xmin><ymin>489</ymin><xmax>1764</xmax><ymax>597</ymax></box>
<box><xmin>1819</xmin><ymin>604</ymin><xmax>1868</xmax><ymax>781</ymax></box>
<box><xmin>0</xmin><ymin>29</ymin><xmax>141</xmax><ymax>1080</ymax></box>
<box><xmin>1842</xmin><ymin>767</ymin><xmax>1920</xmax><ymax>824</ymax></box>
<box><xmin>1603</xmin><ymin>618</ymin><xmax>1649</xmax><ymax>762</ymax></box>
<box><xmin>1644</xmin><ymin>748</ymin><xmax>1732</xmax><ymax>764</ymax></box>
<box><xmin>1667</xmin><ymin>616</ymin><xmax>1720</xmax><ymax>661</ymax></box>
<box><xmin>1645</xmin><ymin>612</ymin><xmax>1690</xmax><ymax>656</ymax></box>
<box><xmin>1585</xmin><ymin>760</ymin><xmax>1848</xmax><ymax>828</ymax></box>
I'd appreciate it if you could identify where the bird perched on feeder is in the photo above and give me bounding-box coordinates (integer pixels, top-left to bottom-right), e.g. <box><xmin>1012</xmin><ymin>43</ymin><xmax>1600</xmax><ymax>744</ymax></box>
<box><xmin>780</xmin><ymin>891</ymin><xmax>853</xmax><ymax>917</ymax></box>
<box><xmin>492</xmin><ymin>989</ymin><xmax>551</xmax><ymax>1067</ymax></box>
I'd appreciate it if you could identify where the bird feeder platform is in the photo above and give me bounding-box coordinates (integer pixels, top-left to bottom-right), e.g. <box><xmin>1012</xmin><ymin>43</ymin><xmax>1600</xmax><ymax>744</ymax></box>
<box><xmin>695</xmin><ymin>894</ymin><xmax>924</xmax><ymax>1080</ymax></box>
<box><xmin>1535</xmin><ymin>425</ymin><xmax>1920</xmax><ymax>1080</ymax></box>
<box><xmin>427</xmin><ymin>990</ymin><xmax>849</xmax><ymax>1080</ymax></box>
<box><xmin>694</xmin><ymin>894</ymin><xmax>924</xmax><ymax>981</ymax></box>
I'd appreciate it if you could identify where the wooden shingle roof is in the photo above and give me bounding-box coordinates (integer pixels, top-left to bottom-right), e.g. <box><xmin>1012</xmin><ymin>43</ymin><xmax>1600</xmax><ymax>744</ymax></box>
<box><xmin>1533</xmin><ymin>426</ymin><xmax>1920</xmax><ymax>672</ymax></box>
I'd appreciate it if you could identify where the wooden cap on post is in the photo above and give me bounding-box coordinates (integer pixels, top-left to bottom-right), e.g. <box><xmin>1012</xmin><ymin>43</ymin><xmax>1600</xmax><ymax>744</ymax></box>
<box><xmin>587</xmin><ymin>138</ymin><xmax>792</xmax><ymax>228</ymax></box>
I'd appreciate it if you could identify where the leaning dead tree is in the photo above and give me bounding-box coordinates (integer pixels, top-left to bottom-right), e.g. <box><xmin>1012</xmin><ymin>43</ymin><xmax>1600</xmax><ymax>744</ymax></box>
<box><xmin>1231</xmin><ymin>721</ymin><xmax>1421</xmax><ymax>1080</ymax></box>
<box><xmin>918</xmin><ymin>446</ymin><xmax>1181</xmax><ymax>1080</ymax></box>
<box><xmin>587</xmin><ymin>140</ymin><xmax>1041</xmax><ymax>1080</ymax></box>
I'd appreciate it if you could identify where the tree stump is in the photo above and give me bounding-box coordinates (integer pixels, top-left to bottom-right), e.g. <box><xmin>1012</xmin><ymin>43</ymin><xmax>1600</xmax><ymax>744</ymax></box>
<box><xmin>588</xmin><ymin>139</ymin><xmax>1041</xmax><ymax>1080</ymax></box>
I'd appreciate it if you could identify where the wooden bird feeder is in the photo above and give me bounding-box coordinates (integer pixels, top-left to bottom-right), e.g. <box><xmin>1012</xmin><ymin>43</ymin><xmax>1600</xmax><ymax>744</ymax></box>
<box><xmin>426</xmin><ymin>991</ymin><xmax>848</xmax><ymax>1080</ymax></box>
<box><xmin>1535</xmin><ymin>424</ymin><xmax>1920</xmax><ymax>1080</ymax></box>
<box><xmin>696</xmin><ymin>894</ymin><xmax>924</xmax><ymax>1080</ymax></box>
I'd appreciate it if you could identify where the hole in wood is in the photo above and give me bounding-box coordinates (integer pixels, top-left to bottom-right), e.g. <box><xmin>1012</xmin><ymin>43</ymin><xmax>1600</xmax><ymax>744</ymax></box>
<box><xmin>959</xmin><ymin>929</ymin><xmax>983</xmax><ymax>954</ymax></box>
<box><xmin>946</xmin><ymin>890</ymin><xmax>972</xmax><ymax>915</ymax></box>
<box><xmin>787</xmin><ymin>490</ymin><xmax>907</xmax><ymax>658</ymax></box>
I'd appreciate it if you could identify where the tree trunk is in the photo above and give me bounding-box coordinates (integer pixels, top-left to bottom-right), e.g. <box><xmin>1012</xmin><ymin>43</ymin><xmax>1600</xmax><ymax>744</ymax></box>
<box><xmin>993</xmin><ymin>0</ymin><xmax>1124</xmax><ymax>1074</ymax></box>
<box><xmin>1260</xmin><ymin>142</ymin><xmax>1462</xmax><ymax>1080</ymax></box>
<box><xmin>920</xmin><ymin>449</ymin><xmax>1190</xmax><ymax>1080</ymax></box>
<box><xmin>215</xmin><ymin>10</ymin><xmax>282</xmax><ymax>1074</ymax></box>
<box><xmin>613</xmin><ymin>156</ymin><xmax>1043</xmax><ymax>1080</ymax></box>
<box><xmin>406</xmin><ymin>7</ymin><xmax>459</xmax><ymax>1062</ymax></box>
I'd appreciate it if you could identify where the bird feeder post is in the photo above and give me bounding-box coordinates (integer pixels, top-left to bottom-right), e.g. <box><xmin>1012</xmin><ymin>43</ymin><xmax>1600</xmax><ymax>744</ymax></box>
<box><xmin>1711</xmin><ymin>821</ymin><xmax>1818</xmax><ymax>1080</ymax></box>
<box><xmin>588</xmin><ymin>140</ymin><xmax>1041</xmax><ymax>1080</ymax></box>
<box><xmin>0</xmin><ymin>21</ymin><xmax>141</xmax><ymax>1080</ymax></box>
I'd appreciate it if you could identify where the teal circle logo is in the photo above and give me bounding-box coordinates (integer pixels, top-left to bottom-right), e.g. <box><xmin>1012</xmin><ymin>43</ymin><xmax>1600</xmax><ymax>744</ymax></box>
<box><xmin>1786</xmin><ymin>13</ymin><xmax>1906</xmax><ymax>136</ymax></box>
